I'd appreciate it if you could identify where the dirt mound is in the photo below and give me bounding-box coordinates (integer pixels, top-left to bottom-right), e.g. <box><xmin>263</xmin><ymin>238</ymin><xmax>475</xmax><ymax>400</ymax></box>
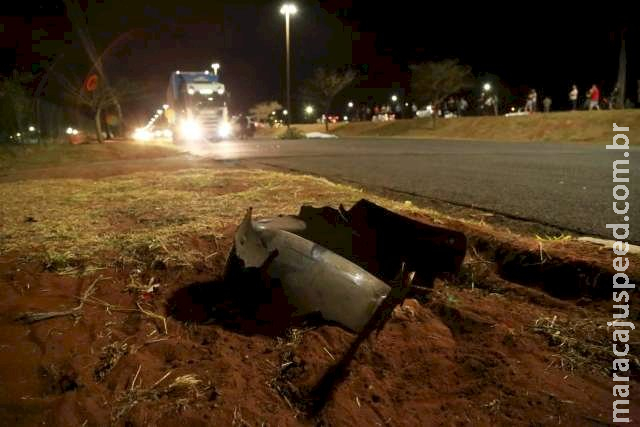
<box><xmin>1</xmin><ymin>218</ymin><xmax>637</xmax><ymax>426</ymax></box>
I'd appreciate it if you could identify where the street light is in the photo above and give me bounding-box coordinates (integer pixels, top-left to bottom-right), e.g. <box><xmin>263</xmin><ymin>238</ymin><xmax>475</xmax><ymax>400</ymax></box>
<box><xmin>280</xmin><ymin>3</ymin><xmax>297</xmax><ymax>128</ymax></box>
<box><xmin>347</xmin><ymin>101</ymin><xmax>354</xmax><ymax>108</ymax></box>
<box><xmin>391</xmin><ymin>94</ymin><xmax>398</xmax><ymax>102</ymax></box>
<box><xmin>211</xmin><ymin>63</ymin><xmax>220</xmax><ymax>76</ymax></box>
<box><xmin>482</xmin><ymin>83</ymin><xmax>497</xmax><ymax>116</ymax></box>
<box><xmin>305</xmin><ymin>105</ymin><xmax>314</xmax><ymax>115</ymax></box>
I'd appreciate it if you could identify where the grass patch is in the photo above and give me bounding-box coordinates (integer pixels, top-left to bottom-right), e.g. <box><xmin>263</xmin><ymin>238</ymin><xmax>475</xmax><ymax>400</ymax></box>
<box><xmin>532</xmin><ymin>315</ymin><xmax>639</xmax><ymax>376</ymax></box>
<box><xmin>0</xmin><ymin>140</ymin><xmax>181</xmax><ymax>171</ymax></box>
<box><xmin>257</xmin><ymin>110</ymin><xmax>640</xmax><ymax>143</ymax></box>
<box><xmin>0</xmin><ymin>168</ymin><xmax>444</xmax><ymax>271</ymax></box>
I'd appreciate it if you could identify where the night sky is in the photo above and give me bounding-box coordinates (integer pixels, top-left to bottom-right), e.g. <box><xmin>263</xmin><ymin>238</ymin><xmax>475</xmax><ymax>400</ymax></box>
<box><xmin>1</xmin><ymin>1</ymin><xmax>637</xmax><ymax>122</ymax></box>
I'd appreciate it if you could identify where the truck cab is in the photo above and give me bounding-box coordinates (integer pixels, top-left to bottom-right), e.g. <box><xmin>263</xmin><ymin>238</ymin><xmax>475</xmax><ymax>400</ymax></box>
<box><xmin>166</xmin><ymin>71</ymin><xmax>232</xmax><ymax>143</ymax></box>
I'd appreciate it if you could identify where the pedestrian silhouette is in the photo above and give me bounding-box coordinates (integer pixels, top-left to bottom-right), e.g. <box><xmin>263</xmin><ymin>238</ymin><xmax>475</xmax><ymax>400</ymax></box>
<box><xmin>569</xmin><ymin>85</ymin><xmax>578</xmax><ymax>110</ymax></box>
<box><xmin>588</xmin><ymin>84</ymin><xmax>600</xmax><ymax>110</ymax></box>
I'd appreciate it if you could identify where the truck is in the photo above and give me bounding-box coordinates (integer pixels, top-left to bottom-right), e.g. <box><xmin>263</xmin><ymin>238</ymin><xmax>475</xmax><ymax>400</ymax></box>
<box><xmin>165</xmin><ymin>70</ymin><xmax>232</xmax><ymax>143</ymax></box>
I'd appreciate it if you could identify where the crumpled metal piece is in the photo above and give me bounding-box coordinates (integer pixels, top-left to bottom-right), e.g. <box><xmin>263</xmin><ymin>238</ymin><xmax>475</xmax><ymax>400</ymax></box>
<box><xmin>227</xmin><ymin>208</ymin><xmax>391</xmax><ymax>332</ymax></box>
<box><xmin>224</xmin><ymin>200</ymin><xmax>467</xmax><ymax>332</ymax></box>
<box><xmin>251</xmin><ymin>199</ymin><xmax>467</xmax><ymax>285</ymax></box>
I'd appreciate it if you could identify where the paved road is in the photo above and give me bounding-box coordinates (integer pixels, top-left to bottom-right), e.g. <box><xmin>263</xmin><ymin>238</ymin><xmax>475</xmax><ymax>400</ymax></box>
<box><xmin>191</xmin><ymin>138</ymin><xmax>639</xmax><ymax>242</ymax></box>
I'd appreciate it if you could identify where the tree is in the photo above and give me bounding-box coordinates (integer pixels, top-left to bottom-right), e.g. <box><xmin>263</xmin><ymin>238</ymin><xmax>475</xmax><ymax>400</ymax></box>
<box><xmin>61</xmin><ymin>75</ymin><xmax>136</xmax><ymax>143</ymax></box>
<box><xmin>249</xmin><ymin>101</ymin><xmax>283</xmax><ymax>123</ymax></box>
<box><xmin>302</xmin><ymin>67</ymin><xmax>357</xmax><ymax>131</ymax></box>
<box><xmin>410</xmin><ymin>59</ymin><xmax>473</xmax><ymax>127</ymax></box>
<box><xmin>0</xmin><ymin>71</ymin><xmax>36</xmax><ymax>140</ymax></box>
<box><xmin>64</xmin><ymin>0</ymin><xmax>128</xmax><ymax>136</ymax></box>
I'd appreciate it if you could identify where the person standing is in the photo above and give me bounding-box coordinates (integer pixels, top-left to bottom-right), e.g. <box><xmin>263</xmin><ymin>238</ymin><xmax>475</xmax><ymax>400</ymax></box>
<box><xmin>569</xmin><ymin>84</ymin><xmax>578</xmax><ymax>110</ymax></box>
<box><xmin>524</xmin><ymin>91</ymin><xmax>533</xmax><ymax>112</ymax></box>
<box><xmin>584</xmin><ymin>87</ymin><xmax>592</xmax><ymax>109</ymax></box>
<box><xmin>531</xmin><ymin>89</ymin><xmax>538</xmax><ymax>112</ymax></box>
<box><xmin>610</xmin><ymin>85</ymin><xmax>619</xmax><ymax>109</ymax></box>
<box><xmin>543</xmin><ymin>96</ymin><xmax>552</xmax><ymax>112</ymax></box>
<box><xmin>589</xmin><ymin>84</ymin><xmax>600</xmax><ymax>110</ymax></box>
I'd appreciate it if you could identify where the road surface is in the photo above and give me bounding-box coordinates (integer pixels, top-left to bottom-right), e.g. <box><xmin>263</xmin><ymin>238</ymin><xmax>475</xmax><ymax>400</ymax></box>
<box><xmin>191</xmin><ymin>138</ymin><xmax>639</xmax><ymax>242</ymax></box>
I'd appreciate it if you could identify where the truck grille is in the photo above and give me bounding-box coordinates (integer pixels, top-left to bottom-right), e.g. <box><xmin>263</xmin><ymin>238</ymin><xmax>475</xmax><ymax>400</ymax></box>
<box><xmin>197</xmin><ymin>110</ymin><xmax>223</xmax><ymax>134</ymax></box>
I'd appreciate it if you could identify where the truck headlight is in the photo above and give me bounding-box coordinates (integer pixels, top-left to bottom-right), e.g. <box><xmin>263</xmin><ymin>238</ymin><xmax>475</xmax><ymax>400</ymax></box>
<box><xmin>133</xmin><ymin>127</ymin><xmax>152</xmax><ymax>141</ymax></box>
<box><xmin>218</xmin><ymin>122</ymin><xmax>232</xmax><ymax>138</ymax></box>
<box><xmin>180</xmin><ymin>119</ymin><xmax>202</xmax><ymax>140</ymax></box>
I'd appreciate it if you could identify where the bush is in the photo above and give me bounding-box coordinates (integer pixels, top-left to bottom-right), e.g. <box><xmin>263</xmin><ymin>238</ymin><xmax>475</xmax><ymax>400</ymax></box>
<box><xmin>278</xmin><ymin>127</ymin><xmax>306</xmax><ymax>140</ymax></box>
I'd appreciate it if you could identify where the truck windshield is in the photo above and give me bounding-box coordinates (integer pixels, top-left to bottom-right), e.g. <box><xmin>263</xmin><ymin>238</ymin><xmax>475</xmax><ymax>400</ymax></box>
<box><xmin>189</xmin><ymin>93</ymin><xmax>227</xmax><ymax>109</ymax></box>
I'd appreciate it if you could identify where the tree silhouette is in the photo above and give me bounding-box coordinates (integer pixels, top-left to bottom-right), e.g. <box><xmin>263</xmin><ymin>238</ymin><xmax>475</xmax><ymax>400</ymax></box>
<box><xmin>410</xmin><ymin>59</ymin><xmax>473</xmax><ymax>127</ymax></box>
<box><xmin>302</xmin><ymin>68</ymin><xmax>357</xmax><ymax>131</ymax></box>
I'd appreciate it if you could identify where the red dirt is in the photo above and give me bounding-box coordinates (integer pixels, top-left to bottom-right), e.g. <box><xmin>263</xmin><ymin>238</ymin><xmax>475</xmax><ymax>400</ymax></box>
<box><xmin>1</xmin><ymin>236</ymin><xmax>638</xmax><ymax>426</ymax></box>
<box><xmin>1</xmin><ymin>155</ymin><xmax>638</xmax><ymax>426</ymax></box>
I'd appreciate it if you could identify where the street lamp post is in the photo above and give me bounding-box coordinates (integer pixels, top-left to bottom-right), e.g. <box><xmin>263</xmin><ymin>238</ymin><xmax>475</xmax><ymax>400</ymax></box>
<box><xmin>280</xmin><ymin>3</ymin><xmax>297</xmax><ymax>129</ymax></box>
<box><xmin>482</xmin><ymin>83</ymin><xmax>498</xmax><ymax>116</ymax></box>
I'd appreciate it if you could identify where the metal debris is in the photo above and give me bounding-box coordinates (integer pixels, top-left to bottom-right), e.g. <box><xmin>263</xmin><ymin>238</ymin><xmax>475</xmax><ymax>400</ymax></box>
<box><xmin>223</xmin><ymin>199</ymin><xmax>467</xmax><ymax>332</ymax></box>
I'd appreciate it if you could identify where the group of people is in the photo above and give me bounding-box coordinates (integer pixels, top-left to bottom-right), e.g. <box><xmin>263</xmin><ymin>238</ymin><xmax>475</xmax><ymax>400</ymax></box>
<box><xmin>524</xmin><ymin>84</ymin><xmax>603</xmax><ymax>113</ymax></box>
<box><xmin>569</xmin><ymin>84</ymin><xmax>602</xmax><ymax>111</ymax></box>
<box><xmin>352</xmin><ymin>103</ymin><xmax>419</xmax><ymax>121</ymax></box>
<box><xmin>523</xmin><ymin>90</ymin><xmax>553</xmax><ymax>113</ymax></box>
<box><xmin>353</xmin><ymin>83</ymin><xmax>616</xmax><ymax>121</ymax></box>
<box><xmin>525</xmin><ymin>90</ymin><xmax>552</xmax><ymax>113</ymax></box>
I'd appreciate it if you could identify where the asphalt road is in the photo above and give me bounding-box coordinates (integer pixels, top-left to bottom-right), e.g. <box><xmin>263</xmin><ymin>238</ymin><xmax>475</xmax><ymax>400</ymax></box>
<box><xmin>192</xmin><ymin>138</ymin><xmax>639</xmax><ymax>242</ymax></box>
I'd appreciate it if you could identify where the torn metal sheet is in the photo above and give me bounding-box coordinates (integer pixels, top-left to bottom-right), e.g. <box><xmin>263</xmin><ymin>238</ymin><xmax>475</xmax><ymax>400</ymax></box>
<box><xmin>224</xmin><ymin>199</ymin><xmax>466</xmax><ymax>332</ymax></box>
<box><xmin>227</xmin><ymin>209</ymin><xmax>391</xmax><ymax>332</ymax></box>
<box><xmin>256</xmin><ymin>199</ymin><xmax>467</xmax><ymax>284</ymax></box>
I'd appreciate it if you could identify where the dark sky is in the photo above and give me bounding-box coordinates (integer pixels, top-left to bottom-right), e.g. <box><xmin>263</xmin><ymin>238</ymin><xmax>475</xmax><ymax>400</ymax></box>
<box><xmin>1</xmin><ymin>1</ymin><xmax>637</xmax><ymax>122</ymax></box>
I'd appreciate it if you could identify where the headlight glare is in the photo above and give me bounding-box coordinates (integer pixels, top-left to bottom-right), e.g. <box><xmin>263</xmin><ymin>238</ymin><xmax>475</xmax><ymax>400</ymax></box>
<box><xmin>218</xmin><ymin>122</ymin><xmax>232</xmax><ymax>138</ymax></box>
<box><xmin>180</xmin><ymin>119</ymin><xmax>202</xmax><ymax>140</ymax></box>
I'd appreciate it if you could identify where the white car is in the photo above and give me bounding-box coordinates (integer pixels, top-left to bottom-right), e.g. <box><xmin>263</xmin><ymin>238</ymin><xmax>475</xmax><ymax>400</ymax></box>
<box><xmin>504</xmin><ymin>108</ymin><xmax>529</xmax><ymax>117</ymax></box>
<box><xmin>415</xmin><ymin>105</ymin><xmax>433</xmax><ymax>118</ymax></box>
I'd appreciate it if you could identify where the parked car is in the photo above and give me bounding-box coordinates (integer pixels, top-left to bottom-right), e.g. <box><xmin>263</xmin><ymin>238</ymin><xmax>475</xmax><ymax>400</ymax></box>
<box><xmin>415</xmin><ymin>105</ymin><xmax>433</xmax><ymax>118</ymax></box>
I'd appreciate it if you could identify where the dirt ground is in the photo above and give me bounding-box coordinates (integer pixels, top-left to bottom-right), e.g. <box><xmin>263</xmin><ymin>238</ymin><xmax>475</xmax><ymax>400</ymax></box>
<box><xmin>0</xmin><ymin>142</ymin><xmax>638</xmax><ymax>426</ymax></box>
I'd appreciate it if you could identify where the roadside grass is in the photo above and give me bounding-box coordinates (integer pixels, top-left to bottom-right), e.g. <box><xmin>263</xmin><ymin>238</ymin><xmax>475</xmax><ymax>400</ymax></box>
<box><xmin>257</xmin><ymin>110</ymin><xmax>640</xmax><ymax>143</ymax></box>
<box><xmin>532</xmin><ymin>315</ymin><xmax>640</xmax><ymax>376</ymax></box>
<box><xmin>2</xmin><ymin>166</ymin><xmax>636</xmax><ymax>278</ymax></box>
<box><xmin>0</xmin><ymin>168</ymin><xmax>443</xmax><ymax>271</ymax></box>
<box><xmin>0</xmin><ymin>140</ymin><xmax>181</xmax><ymax>171</ymax></box>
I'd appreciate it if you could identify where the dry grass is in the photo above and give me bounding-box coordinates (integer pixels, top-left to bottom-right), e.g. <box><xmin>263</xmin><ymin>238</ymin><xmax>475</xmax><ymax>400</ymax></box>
<box><xmin>258</xmin><ymin>110</ymin><xmax>640</xmax><ymax>143</ymax></box>
<box><xmin>113</xmin><ymin>372</ymin><xmax>209</xmax><ymax>420</ymax></box>
<box><xmin>0</xmin><ymin>140</ymin><xmax>180</xmax><ymax>171</ymax></box>
<box><xmin>94</xmin><ymin>341</ymin><xmax>130</xmax><ymax>382</ymax></box>
<box><xmin>15</xmin><ymin>275</ymin><xmax>107</xmax><ymax>323</ymax></box>
<box><xmin>532</xmin><ymin>314</ymin><xmax>640</xmax><ymax>376</ymax></box>
<box><xmin>0</xmin><ymin>168</ymin><xmax>445</xmax><ymax>272</ymax></box>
